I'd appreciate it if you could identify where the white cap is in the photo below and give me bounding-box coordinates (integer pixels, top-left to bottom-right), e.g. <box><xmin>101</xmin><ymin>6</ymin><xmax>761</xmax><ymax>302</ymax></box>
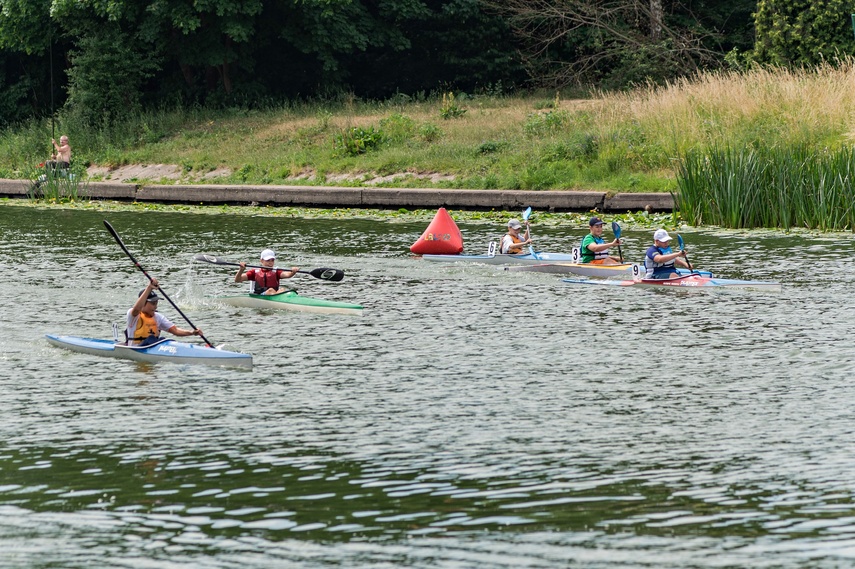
<box><xmin>653</xmin><ymin>229</ymin><xmax>672</xmax><ymax>242</ymax></box>
<box><xmin>260</xmin><ymin>249</ymin><xmax>276</xmax><ymax>260</ymax></box>
<box><xmin>508</xmin><ymin>219</ymin><xmax>522</xmax><ymax>229</ymax></box>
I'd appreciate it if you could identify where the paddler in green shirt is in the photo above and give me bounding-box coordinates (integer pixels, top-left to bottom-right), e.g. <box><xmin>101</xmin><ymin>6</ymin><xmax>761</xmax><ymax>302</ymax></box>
<box><xmin>579</xmin><ymin>217</ymin><xmax>622</xmax><ymax>265</ymax></box>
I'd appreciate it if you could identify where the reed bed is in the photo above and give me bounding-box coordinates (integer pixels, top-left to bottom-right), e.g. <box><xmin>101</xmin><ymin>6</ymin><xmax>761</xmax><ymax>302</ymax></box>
<box><xmin>676</xmin><ymin>145</ymin><xmax>855</xmax><ymax>231</ymax></box>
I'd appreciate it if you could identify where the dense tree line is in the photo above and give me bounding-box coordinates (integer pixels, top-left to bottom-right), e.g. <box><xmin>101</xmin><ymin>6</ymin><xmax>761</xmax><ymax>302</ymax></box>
<box><xmin>0</xmin><ymin>0</ymin><xmax>853</xmax><ymax>127</ymax></box>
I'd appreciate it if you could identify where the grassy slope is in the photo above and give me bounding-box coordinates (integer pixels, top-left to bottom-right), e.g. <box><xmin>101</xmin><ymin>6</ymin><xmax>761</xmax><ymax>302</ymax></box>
<box><xmin>2</xmin><ymin>64</ymin><xmax>854</xmax><ymax>193</ymax></box>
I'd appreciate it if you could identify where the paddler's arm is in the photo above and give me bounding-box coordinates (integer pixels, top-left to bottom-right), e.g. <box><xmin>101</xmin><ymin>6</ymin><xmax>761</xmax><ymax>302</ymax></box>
<box><xmin>653</xmin><ymin>250</ymin><xmax>684</xmax><ymax>263</ymax></box>
<box><xmin>131</xmin><ymin>279</ymin><xmax>158</xmax><ymax>317</ymax></box>
<box><xmin>282</xmin><ymin>266</ymin><xmax>300</xmax><ymax>278</ymax></box>
<box><xmin>234</xmin><ymin>262</ymin><xmax>248</xmax><ymax>282</ymax></box>
<box><xmin>167</xmin><ymin>325</ymin><xmax>202</xmax><ymax>338</ymax></box>
<box><xmin>587</xmin><ymin>239</ymin><xmax>620</xmax><ymax>253</ymax></box>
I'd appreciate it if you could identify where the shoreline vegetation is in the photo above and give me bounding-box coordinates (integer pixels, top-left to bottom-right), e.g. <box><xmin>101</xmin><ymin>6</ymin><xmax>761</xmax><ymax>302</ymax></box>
<box><xmin>0</xmin><ymin>198</ymin><xmax>681</xmax><ymax>231</ymax></box>
<box><xmin>4</xmin><ymin>63</ymin><xmax>855</xmax><ymax>230</ymax></box>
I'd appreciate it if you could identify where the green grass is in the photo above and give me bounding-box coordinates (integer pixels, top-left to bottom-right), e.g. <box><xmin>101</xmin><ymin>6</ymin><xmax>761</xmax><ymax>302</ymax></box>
<box><xmin>2</xmin><ymin>63</ymin><xmax>855</xmax><ymax>202</ymax></box>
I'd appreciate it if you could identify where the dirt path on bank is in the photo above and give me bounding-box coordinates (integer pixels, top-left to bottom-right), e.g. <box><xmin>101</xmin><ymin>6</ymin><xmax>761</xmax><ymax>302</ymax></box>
<box><xmin>86</xmin><ymin>164</ymin><xmax>458</xmax><ymax>185</ymax></box>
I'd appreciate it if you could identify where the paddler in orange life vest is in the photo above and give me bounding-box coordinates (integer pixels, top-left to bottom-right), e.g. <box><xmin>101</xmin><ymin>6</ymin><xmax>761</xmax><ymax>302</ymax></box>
<box><xmin>126</xmin><ymin>279</ymin><xmax>202</xmax><ymax>346</ymax></box>
<box><xmin>500</xmin><ymin>218</ymin><xmax>532</xmax><ymax>254</ymax></box>
<box><xmin>234</xmin><ymin>249</ymin><xmax>300</xmax><ymax>295</ymax></box>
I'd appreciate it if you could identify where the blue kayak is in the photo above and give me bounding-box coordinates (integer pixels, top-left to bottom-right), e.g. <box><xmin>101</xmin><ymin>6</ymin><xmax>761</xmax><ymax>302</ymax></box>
<box><xmin>45</xmin><ymin>334</ymin><xmax>253</xmax><ymax>368</ymax></box>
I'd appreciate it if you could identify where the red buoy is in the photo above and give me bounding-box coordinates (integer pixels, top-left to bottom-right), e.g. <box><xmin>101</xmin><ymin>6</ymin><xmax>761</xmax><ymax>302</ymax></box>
<box><xmin>410</xmin><ymin>207</ymin><xmax>464</xmax><ymax>255</ymax></box>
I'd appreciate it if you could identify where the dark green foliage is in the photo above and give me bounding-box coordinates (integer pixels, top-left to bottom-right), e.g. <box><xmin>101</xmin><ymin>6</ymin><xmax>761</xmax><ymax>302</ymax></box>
<box><xmin>487</xmin><ymin>0</ymin><xmax>758</xmax><ymax>88</ymax></box>
<box><xmin>0</xmin><ymin>0</ymin><xmax>762</xmax><ymax>122</ymax></box>
<box><xmin>754</xmin><ymin>0</ymin><xmax>855</xmax><ymax>65</ymax></box>
<box><xmin>476</xmin><ymin>140</ymin><xmax>508</xmax><ymax>154</ymax></box>
<box><xmin>65</xmin><ymin>25</ymin><xmax>160</xmax><ymax>125</ymax></box>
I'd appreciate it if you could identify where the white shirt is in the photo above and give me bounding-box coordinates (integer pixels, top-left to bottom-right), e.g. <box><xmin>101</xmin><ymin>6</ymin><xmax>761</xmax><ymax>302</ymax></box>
<box><xmin>126</xmin><ymin>309</ymin><xmax>175</xmax><ymax>345</ymax></box>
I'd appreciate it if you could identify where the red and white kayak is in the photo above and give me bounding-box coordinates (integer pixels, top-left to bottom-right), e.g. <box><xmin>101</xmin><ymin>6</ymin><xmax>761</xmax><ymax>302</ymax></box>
<box><xmin>505</xmin><ymin>263</ymin><xmax>712</xmax><ymax>278</ymax></box>
<box><xmin>562</xmin><ymin>273</ymin><xmax>781</xmax><ymax>292</ymax></box>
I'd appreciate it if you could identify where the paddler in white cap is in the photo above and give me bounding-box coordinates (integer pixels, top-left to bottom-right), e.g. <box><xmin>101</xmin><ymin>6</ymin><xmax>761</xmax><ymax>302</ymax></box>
<box><xmin>644</xmin><ymin>229</ymin><xmax>689</xmax><ymax>279</ymax></box>
<box><xmin>234</xmin><ymin>249</ymin><xmax>300</xmax><ymax>295</ymax></box>
<box><xmin>500</xmin><ymin>218</ymin><xmax>532</xmax><ymax>254</ymax></box>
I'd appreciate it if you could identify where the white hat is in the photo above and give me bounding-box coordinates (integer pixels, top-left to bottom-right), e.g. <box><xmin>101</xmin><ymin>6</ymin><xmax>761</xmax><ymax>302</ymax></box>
<box><xmin>508</xmin><ymin>219</ymin><xmax>522</xmax><ymax>229</ymax></box>
<box><xmin>653</xmin><ymin>229</ymin><xmax>672</xmax><ymax>242</ymax></box>
<box><xmin>260</xmin><ymin>249</ymin><xmax>276</xmax><ymax>260</ymax></box>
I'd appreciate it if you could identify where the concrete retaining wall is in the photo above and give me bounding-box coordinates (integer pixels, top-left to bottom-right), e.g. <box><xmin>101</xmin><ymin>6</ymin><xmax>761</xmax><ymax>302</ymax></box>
<box><xmin>0</xmin><ymin>178</ymin><xmax>676</xmax><ymax>212</ymax></box>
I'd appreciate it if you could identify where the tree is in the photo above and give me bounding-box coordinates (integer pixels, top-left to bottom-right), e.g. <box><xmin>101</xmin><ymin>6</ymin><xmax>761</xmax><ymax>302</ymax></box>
<box><xmin>754</xmin><ymin>0</ymin><xmax>855</xmax><ymax>66</ymax></box>
<box><xmin>479</xmin><ymin>0</ymin><xmax>756</xmax><ymax>88</ymax></box>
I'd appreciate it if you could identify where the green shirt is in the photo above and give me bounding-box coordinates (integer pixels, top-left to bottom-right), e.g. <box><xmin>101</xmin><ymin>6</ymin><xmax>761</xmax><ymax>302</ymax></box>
<box><xmin>580</xmin><ymin>233</ymin><xmax>606</xmax><ymax>263</ymax></box>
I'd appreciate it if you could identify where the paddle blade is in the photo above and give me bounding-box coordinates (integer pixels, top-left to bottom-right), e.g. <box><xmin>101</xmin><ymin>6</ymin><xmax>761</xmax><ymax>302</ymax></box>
<box><xmin>677</xmin><ymin>234</ymin><xmax>685</xmax><ymax>251</ymax></box>
<box><xmin>193</xmin><ymin>253</ymin><xmax>239</xmax><ymax>267</ymax></box>
<box><xmin>308</xmin><ymin>268</ymin><xmax>345</xmax><ymax>282</ymax></box>
<box><xmin>194</xmin><ymin>253</ymin><xmax>217</xmax><ymax>263</ymax></box>
<box><xmin>522</xmin><ymin>206</ymin><xmax>532</xmax><ymax>221</ymax></box>
<box><xmin>611</xmin><ymin>221</ymin><xmax>621</xmax><ymax>238</ymax></box>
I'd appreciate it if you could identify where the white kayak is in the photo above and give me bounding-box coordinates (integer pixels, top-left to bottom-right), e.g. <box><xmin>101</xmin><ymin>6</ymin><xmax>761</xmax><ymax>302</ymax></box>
<box><xmin>422</xmin><ymin>251</ymin><xmax>577</xmax><ymax>266</ymax></box>
<box><xmin>45</xmin><ymin>335</ymin><xmax>253</xmax><ymax>368</ymax></box>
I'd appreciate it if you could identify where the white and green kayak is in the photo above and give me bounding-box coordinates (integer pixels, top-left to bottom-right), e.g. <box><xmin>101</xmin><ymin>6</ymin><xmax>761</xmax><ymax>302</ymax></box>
<box><xmin>218</xmin><ymin>291</ymin><xmax>363</xmax><ymax>316</ymax></box>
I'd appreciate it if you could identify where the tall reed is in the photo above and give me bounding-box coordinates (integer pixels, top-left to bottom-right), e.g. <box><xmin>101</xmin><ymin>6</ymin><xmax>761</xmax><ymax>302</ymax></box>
<box><xmin>26</xmin><ymin>163</ymin><xmax>88</xmax><ymax>202</ymax></box>
<box><xmin>676</xmin><ymin>145</ymin><xmax>855</xmax><ymax>230</ymax></box>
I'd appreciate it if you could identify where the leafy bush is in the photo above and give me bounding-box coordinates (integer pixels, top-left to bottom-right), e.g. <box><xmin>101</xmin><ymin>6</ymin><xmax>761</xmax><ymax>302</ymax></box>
<box><xmin>379</xmin><ymin>114</ymin><xmax>416</xmax><ymax>143</ymax></box>
<box><xmin>523</xmin><ymin>109</ymin><xmax>570</xmax><ymax>137</ymax></box>
<box><xmin>477</xmin><ymin>140</ymin><xmax>509</xmax><ymax>154</ymax></box>
<box><xmin>440</xmin><ymin>92</ymin><xmax>467</xmax><ymax>120</ymax></box>
<box><xmin>418</xmin><ymin>123</ymin><xmax>443</xmax><ymax>143</ymax></box>
<box><xmin>334</xmin><ymin>126</ymin><xmax>385</xmax><ymax>156</ymax></box>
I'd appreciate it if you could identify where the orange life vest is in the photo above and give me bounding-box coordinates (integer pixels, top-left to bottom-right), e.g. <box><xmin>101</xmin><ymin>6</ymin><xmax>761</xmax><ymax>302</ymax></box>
<box><xmin>131</xmin><ymin>312</ymin><xmax>159</xmax><ymax>344</ymax></box>
<box><xmin>503</xmin><ymin>233</ymin><xmax>525</xmax><ymax>254</ymax></box>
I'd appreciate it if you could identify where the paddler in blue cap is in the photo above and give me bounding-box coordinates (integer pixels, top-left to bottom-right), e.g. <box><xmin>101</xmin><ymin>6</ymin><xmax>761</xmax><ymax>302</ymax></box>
<box><xmin>580</xmin><ymin>217</ymin><xmax>622</xmax><ymax>264</ymax></box>
<box><xmin>126</xmin><ymin>279</ymin><xmax>202</xmax><ymax>346</ymax></box>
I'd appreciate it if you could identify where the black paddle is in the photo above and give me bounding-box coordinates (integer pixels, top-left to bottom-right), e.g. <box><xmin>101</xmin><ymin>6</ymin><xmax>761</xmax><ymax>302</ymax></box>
<box><xmin>611</xmin><ymin>221</ymin><xmax>624</xmax><ymax>263</ymax></box>
<box><xmin>103</xmin><ymin>221</ymin><xmax>215</xmax><ymax>348</ymax></box>
<box><xmin>193</xmin><ymin>254</ymin><xmax>345</xmax><ymax>282</ymax></box>
<box><xmin>676</xmin><ymin>234</ymin><xmax>695</xmax><ymax>272</ymax></box>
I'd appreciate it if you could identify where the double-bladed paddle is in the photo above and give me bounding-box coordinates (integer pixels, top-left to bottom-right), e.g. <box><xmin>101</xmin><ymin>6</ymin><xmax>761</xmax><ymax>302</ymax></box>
<box><xmin>103</xmin><ymin>220</ymin><xmax>215</xmax><ymax>348</ymax></box>
<box><xmin>611</xmin><ymin>221</ymin><xmax>624</xmax><ymax>263</ymax></box>
<box><xmin>193</xmin><ymin>254</ymin><xmax>345</xmax><ymax>282</ymax></box>
<box><xmin>676</xmin><ymin>234</ymin><xmax>694</xmax><ymax>272</ymax></box>
<box><xmin>522</xmin><ymin>206</ymin><xmax>534</xmax><ymax>256</ymax></box>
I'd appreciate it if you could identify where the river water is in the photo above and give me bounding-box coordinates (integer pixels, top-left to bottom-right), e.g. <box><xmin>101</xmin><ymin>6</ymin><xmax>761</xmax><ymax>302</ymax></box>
<box><xmin>1</xmin><ymin>203</ymin><xmax>854</xmax><ymax>568</ymax></box>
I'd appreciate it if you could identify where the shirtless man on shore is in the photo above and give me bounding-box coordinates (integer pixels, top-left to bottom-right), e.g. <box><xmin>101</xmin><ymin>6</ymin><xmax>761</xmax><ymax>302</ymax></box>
<box><xmin>48</xmin><ymin>135</ymin><xmax>71</xmax><ymax>170</ymax></box>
